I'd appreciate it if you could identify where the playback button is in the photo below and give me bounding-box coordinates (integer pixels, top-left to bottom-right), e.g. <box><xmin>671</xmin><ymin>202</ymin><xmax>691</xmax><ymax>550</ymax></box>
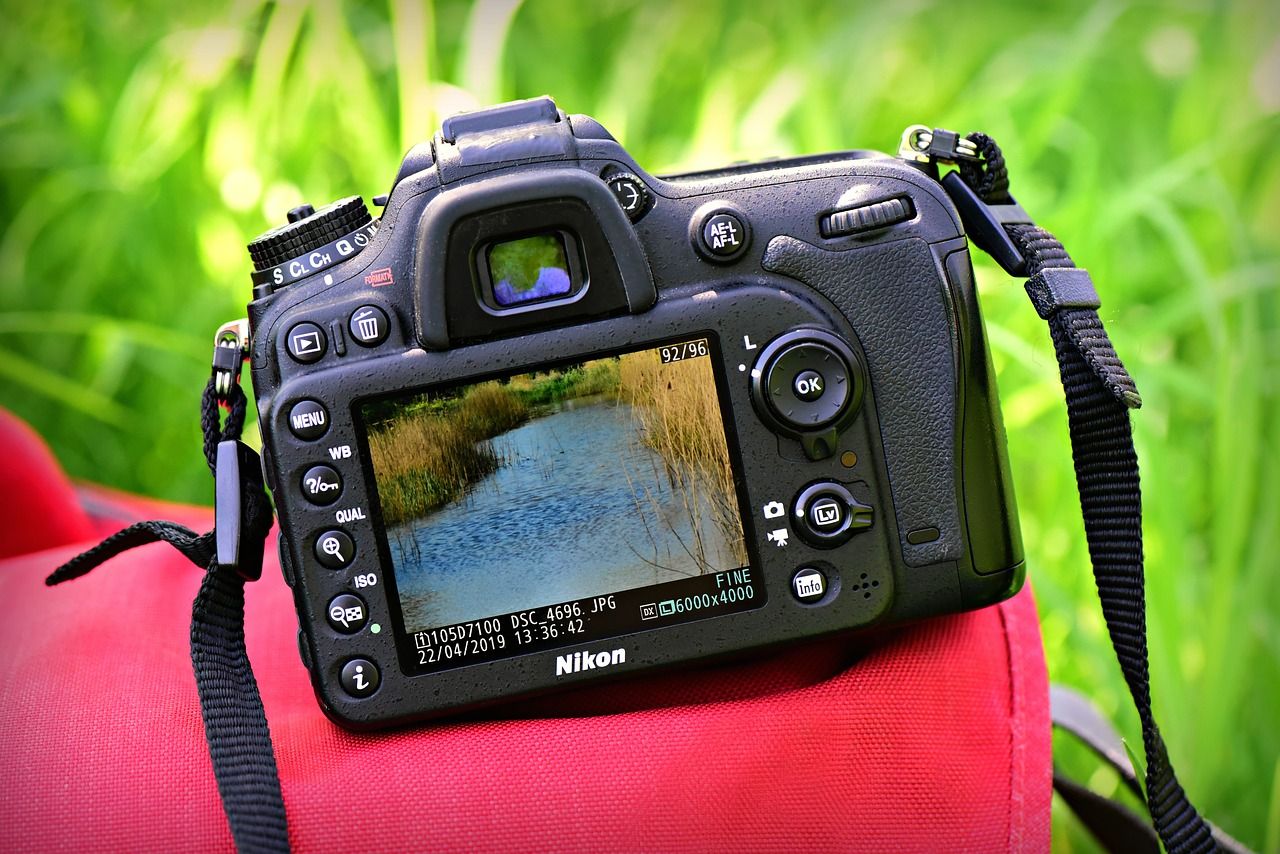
<box><xmin>286</xmin><ymin>322</ymin><xmax>327</xmax><ymax>363</ymax></box>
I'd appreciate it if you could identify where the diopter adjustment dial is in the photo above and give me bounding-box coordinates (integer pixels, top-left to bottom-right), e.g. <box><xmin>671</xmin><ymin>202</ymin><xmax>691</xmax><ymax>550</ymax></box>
<box><xmin>246</xmin><ymin>197</ymin><xmax>378</xmax><ymax>296</ymax></box>
<box><xmin>603</xmin><ymin>170</ymin><xmax>652</xmax><ymax>221</ymax></box>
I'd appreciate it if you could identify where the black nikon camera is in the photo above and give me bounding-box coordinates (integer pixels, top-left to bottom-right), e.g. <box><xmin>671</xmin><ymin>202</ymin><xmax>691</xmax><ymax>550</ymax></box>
<box><xmin>243</xmin><ymin>97</ymin><xmax>1023</xmax><ymax>729</ymax></box>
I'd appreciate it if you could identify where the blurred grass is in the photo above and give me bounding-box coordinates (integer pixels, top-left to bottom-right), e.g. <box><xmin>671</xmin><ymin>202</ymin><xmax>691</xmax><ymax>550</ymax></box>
<box><xmin>1</xmin><ymin>0</ymin><xmax>1277</xmax><ymax>848</ymax></box>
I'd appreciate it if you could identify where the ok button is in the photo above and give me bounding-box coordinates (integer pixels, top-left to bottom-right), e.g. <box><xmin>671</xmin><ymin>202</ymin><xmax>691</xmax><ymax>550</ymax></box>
<box><xmin>793</xmin><ymin>369</ymin><xmax>825</xmax><ymax>401</ymax></box>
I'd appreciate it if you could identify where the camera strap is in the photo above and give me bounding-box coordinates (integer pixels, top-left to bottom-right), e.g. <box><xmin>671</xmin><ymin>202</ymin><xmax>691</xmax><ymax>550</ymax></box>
<box><xmin>922</xmin><ymin>129</ymin><xmax>1220</xmax><ymax>853</ymax></box>
<box><xmin>44</xmin><ymin>130</ymin><xmax>1220</xmax><ymax>854</ymax></box>
<box><xmin>46</xmin><ymin>379</ymin><xmax>290</xmax><ymax>854</ymax></box>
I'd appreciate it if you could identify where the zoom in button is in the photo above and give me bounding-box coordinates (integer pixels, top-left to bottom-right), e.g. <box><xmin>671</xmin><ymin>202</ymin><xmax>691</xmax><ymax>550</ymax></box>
<box><xmin>314</xmin><ymin>529</ymin><xmax>355</xmax><ymax>569</ymax></box>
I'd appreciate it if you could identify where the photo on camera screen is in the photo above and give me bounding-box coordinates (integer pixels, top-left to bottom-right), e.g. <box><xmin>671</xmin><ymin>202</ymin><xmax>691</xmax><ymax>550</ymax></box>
<box><xmin>361</xmin><ymin>338</ymin><xmax>749</xmax><ymax>636</ymax></box>
<box><xmin>487</xmin><ymin>232</ymin><xmax>573</xmax><ymax>307</ymax></box>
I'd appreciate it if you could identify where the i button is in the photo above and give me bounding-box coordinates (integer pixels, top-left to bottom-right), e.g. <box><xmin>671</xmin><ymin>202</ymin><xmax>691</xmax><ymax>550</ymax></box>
<box><xmin>340</xmin><ymin>658</ymin><xmax>380</xmax><ymax>698</ymax></box>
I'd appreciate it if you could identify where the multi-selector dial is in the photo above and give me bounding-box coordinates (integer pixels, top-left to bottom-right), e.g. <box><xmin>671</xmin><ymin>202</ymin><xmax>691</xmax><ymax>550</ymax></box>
<box><xmin>247</xmin><ymin>196</ymin><xmax>377</xmax><ymax>297</ymax></box>
<box><xmin>750</xmin><ymin>329</ymin><xmax>865</xmax><ymax>460</ymax></box>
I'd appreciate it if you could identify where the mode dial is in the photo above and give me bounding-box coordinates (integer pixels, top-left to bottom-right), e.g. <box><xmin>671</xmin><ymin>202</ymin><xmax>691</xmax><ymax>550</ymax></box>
<box><xmin>247</xmin><ymin>196</ymin><xmax>376</xmax><ymax>295</ymax></box>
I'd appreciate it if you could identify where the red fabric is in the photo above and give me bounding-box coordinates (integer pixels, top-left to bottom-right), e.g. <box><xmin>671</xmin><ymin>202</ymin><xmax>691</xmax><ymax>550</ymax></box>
<box><xmin>0</xmin><ymin>411</ymin><xmax>1052</xmax><ymax>852</ymax></box>
<box><xmin>0</xmin><ymin>409</ymin><xmax>95</xmax><ymax>557</ymax></box>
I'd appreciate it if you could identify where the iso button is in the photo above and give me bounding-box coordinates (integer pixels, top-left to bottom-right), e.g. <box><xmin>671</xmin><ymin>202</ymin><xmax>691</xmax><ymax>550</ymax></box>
<box><xmin>301</xmin><ymin>465</ymin><xmax>342</xmax><ymax>506</ymax></box>
<box><xmin>327</xmin><ymin>593</ymin><xmax>367</xmax><ymax>634</ymax></box>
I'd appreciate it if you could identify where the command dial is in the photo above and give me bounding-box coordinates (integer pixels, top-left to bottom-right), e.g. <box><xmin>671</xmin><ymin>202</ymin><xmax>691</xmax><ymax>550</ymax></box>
<box><xmin>247</xmin><ymin>196</ymin><xmax>376</xmax><ymax>295</ymax></box>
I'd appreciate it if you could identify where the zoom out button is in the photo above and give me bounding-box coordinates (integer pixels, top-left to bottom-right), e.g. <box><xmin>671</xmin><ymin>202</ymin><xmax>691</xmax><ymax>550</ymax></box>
<box><xmin>327</xmin><ymin>593</ymin><xmax>367</xmax><ymax>634</ymax></box>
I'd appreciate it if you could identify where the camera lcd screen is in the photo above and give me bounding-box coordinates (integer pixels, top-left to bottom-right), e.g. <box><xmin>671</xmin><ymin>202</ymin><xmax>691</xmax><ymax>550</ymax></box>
<box><xmin>486</xmin><ymin>232</ymin><xmax>574</xmax><ymax>307</ymax></box>
<box><xmin>359</xmin><ymin>335</ymin><xmax>763</xmax><ymax>675</ymax></box>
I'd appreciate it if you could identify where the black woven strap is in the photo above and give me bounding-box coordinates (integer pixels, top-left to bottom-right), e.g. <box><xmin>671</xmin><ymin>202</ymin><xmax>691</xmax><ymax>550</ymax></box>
<box><xmin>47</xmin><ymin>381</ymin><xmax>289</xmax><ymax>854</ymax></box>
<box><xmin>959</xmin><ymin>134</ymin><xmax>1218</xmax><ymax>853</ymax></box>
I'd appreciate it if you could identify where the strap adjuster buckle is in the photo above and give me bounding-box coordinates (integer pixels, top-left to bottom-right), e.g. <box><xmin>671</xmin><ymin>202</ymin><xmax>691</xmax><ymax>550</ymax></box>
<box><xmin>215</xmin><ymin>439</ymin><xmax>269</xmax><ymax>582</ymax></box>
<box><xmin>941</xmin><ymin>172</ymin><xmax>1032</xmax><ymax>277</ymax></box>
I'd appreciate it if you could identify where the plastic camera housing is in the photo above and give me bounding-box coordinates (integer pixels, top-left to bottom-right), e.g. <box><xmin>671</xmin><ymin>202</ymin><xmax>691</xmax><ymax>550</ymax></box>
<box><xmin>245</xmin><ymin>97</ymin><xmax>1023</xmax><ymax>729</ymax></box>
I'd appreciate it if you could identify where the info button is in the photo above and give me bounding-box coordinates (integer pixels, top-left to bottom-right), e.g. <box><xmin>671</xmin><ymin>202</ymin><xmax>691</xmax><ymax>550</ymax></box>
<box><xmin>791</xmin><ymin>567</ymin><xmax>827</xmax><ymax>604</ymax></box>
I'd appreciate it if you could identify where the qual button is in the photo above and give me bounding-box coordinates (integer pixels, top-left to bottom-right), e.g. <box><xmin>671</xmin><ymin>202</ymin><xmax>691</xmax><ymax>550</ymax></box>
<box><xmin>314</xmin><ymin>529</ymin><xmax>355</xmax><ymax>569</ymax></box>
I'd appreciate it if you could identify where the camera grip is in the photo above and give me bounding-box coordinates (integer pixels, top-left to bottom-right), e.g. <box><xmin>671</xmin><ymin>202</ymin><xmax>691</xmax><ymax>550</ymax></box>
<box><xmin>763</xmin><ymin>235</ymin><xmax>960</xmax><ymax>568</ymax></box>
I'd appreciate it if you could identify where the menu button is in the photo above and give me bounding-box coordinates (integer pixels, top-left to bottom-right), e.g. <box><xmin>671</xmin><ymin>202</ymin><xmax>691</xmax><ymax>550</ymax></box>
<box><xmin>288</xmin><ymin>399</ymin><xmax>329</xmax><ymax>441</ymax></box>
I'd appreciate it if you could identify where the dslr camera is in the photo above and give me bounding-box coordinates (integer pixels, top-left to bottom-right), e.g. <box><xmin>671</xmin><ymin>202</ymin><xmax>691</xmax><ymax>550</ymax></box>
<box><xmin>243</xmin><ymin>97</ymin><xmax>1023</xmax><ymax>728</ymax></box>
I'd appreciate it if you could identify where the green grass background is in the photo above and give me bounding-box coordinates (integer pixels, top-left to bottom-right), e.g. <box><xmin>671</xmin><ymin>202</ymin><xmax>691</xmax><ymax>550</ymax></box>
<box><xmin>1</xmin><ymin>0</ymin><xmax>1277</xmax><ymax>849</ymax></box>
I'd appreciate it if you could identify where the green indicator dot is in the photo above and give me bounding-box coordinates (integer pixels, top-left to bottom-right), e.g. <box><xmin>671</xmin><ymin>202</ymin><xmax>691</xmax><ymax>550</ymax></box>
<box><xmin>370</xmin><ymin>623</ymin><xmax>381</xmax><ymax>634</ymax></box>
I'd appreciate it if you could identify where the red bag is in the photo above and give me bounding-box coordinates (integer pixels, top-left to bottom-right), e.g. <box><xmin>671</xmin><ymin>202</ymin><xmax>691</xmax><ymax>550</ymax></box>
<box><xmin>0</xmin><ymin>408</ymin><xmax>1051</xmax><ymax>852</ymax></box>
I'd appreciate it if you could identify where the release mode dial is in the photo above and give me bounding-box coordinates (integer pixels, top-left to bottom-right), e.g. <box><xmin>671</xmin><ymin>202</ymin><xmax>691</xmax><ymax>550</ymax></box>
<box><xmin>247</xmin><ymin>196</ymin><xmax>377</xmax><ymax>294</ymax></box>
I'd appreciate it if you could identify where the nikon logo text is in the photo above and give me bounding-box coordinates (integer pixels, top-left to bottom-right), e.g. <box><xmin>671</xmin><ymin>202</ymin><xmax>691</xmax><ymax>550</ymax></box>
<box><xmin>556</xmin><ymin>648</ymin><xmax>626</xmax><ymax>676</ymax></box>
